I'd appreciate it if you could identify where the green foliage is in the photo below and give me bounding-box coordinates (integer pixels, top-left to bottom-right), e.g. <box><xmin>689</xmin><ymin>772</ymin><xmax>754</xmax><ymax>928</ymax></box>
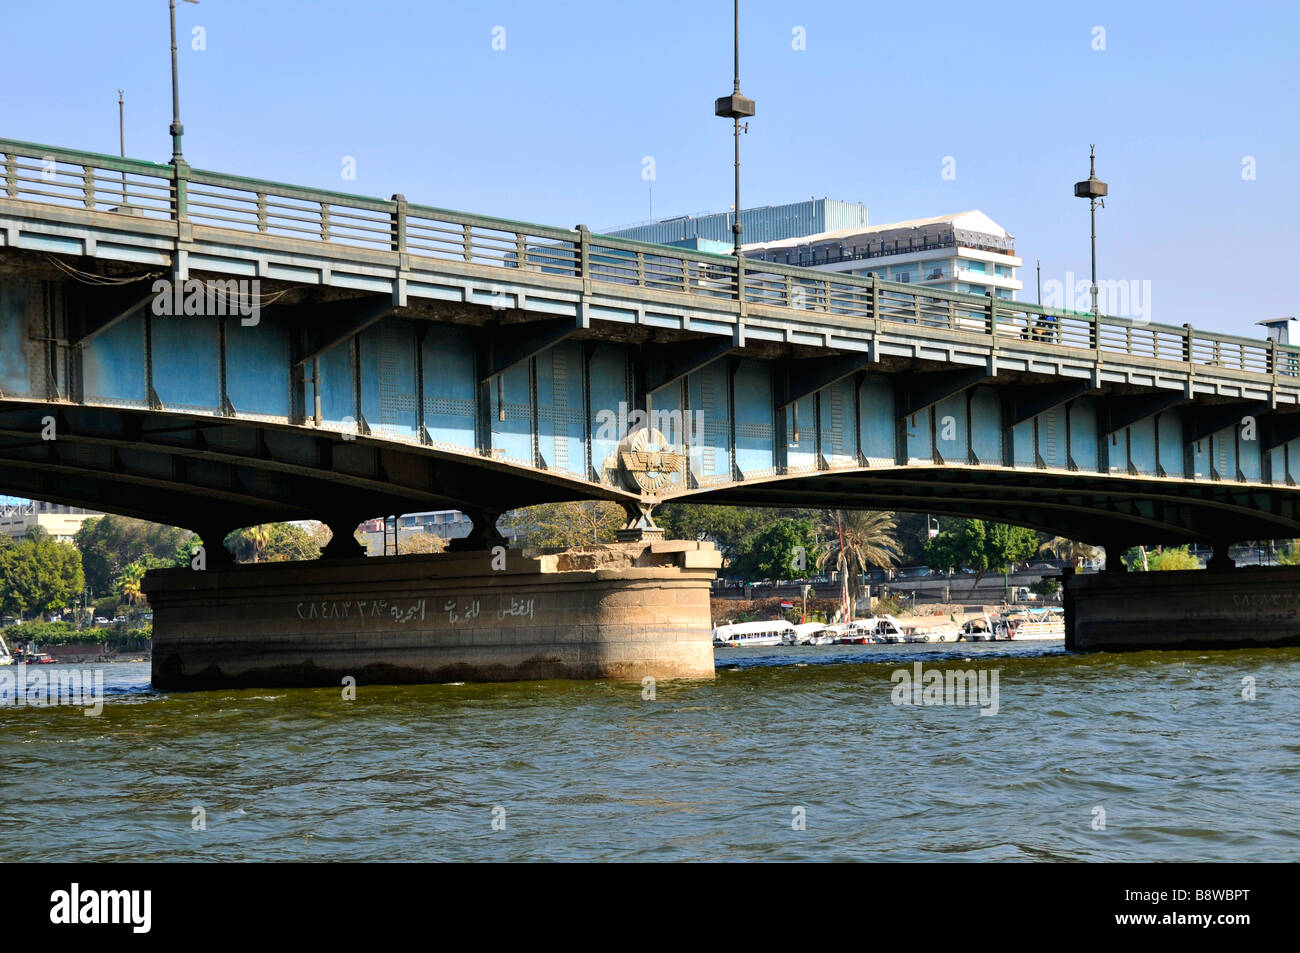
<box><xmin>1277</xmin><ymin>542</ymin><xmax>1300</xmax><ymax>566</ymax></box>
<box><xmin>224</xmin><ymin>522</ymin><xmax>322</xmax><ymax>563</ymax></box>
<box><xmin>814</xmin><ymin>510</ymin><xmax>900</xmax><ymax>576</ymax></box>
<box><xmin>0</xmin><ymin>533</ymin><xmax>85</xmax><ymax>620</ymax></box>
<box><xmin>74</xmin><ymin>515</ymin><xmax>191</xmax><ymax>597</ymax></box>
<box><xmin>1147</xmin><ymin>546</ymin><xmax>1201</xmax><ymax>571</ymax></box>
<box><xmin>501</xmin><ymin>501</ymin><xmax>625</xmax><ymax>550</ymax></box>
<box><xmin>1039</xmin><ymin>535</ymin><xmax>1100</xmax><ymax>567</ymax></box>
<box><xmin>656</xmin><ymin>504</ymin><xmax>786</xmax><ymax>566</ymax></box>
<box><xmin>1</xmin><ymin>620</ymin><xmax>151</xmax><ymax>650</ymax></box>
<box><xmin>890</xmin><ymin>513</ymin><xmax>932</xmax><ymax>566</ymax></box>
<box><xmin>1030</xmin><ymin>576</ymin><xmax>1061</xmax><ymax>597</ymax></box>
<box><xmin>733</xmin><ymin>518</ymin><xmax>816</xmax><ymax>583</ymax></box>
<box><xmin>924</xmin><ymin>518</ymin><xmax>1038</xmax><ymax>585</ymax></box>
<box><xmin>869</xmin><ymin>592</ymin><xmax>908</xmax><ymax>616</ymax></box>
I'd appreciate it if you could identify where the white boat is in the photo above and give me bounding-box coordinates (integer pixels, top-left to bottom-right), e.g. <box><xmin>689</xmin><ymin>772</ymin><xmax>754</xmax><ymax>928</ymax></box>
<box><xmin>911</xmin><ymin>622</ymin><xmax>959</xmax><ymax>643</ymax></box>
<box><xmin>828</xmin><ymin>622</ymin><xmax>875</xmax><ymax>645</ymax></box>
<box><xmin>957</xmin><ymin>614</ymin><xmax>995</xmax><ymax>641</ymax></box>
<box><xmin>865</xmin><ymin>615</ymin><xmax>907</xmax><ymax>643</ymax></box>
<box><xmin>0</xmin><ymin>632</ymin><xmax>12</xmax><ymax>667</ymax></box>
<box><xmin>1004</xmin><ymin>608</ymin><xmax>1066</xmax><ymax>641</ymax></box>
<box><xmin>713</xmin><ymin>620</ymin><xmax>798</xmax><ymax>647</ymax></box>
<box><xmin>786</xmin><ymin>622</ymin><xmax>834</xmax><ymax>645</ymax></box>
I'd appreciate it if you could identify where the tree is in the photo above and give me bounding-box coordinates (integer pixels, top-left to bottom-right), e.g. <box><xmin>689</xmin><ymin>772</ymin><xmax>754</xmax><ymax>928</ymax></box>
<box><xmin>397</xmin><ymin>532</ymin><xmax>447</xmax><ymax>555</ymax></box>
<box><xmin>814</xmin><ymin>509</ymin><xmax>900</xmax><ymax>614</ymax></box>
<box><xmin>224</xmin><ymin>522</ymin><xmax>322</xmax><ymax>563</ymax></box>
<box><xmin>502</xmin><ymin>501</ymin><xmax>624</xmax><ymax>549</ymax></box>
<box><xmin>925</xmin><ymin>519</ymin><xmax>1038</xmax><ymax>591</ymax></box>
<box><xmin>74</xmin><ymin>515</ymin><xmax>191</xmax><ymax>597</ymax></box>
<box><xmin>1039</xmin><ymin>535</ymin><xmax>1101</xmax><ymax>568</ymax></box>
<box><xmin>118</xmin><ymin>560</ymin><xmax>148</xmax><ymax>606</ymax></box>
<box><xmin>656</xmin><ymin>504</ymin><xmax>775</xmax><ymax>566</ymax></box>
<box><xmin>734</xmin><ymin>517</ymin><xmax>816</xmax><ymax>583</ymax></box>
<box><xmin>1278</xmin><ymin>542</ymin><xmax>1300</xmax><ymax>566</ymax></box>
<box><xmin>1146</xmin><ymin>546</ymin><xmax>1201</xmax><ymax>571</ymax></box>
<box><xmin>0</xmin><ymin>533</ymin><xmax>86</xmax><ymax>620</ymax></box>
<box><xmin>815</xmin><ymin>510</ymin><xmax>900</xmax><ymax>575</ymax></box>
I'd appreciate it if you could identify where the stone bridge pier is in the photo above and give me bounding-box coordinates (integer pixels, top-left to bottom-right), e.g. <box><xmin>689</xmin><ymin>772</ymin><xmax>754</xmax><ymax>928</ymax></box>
<box><xmin>144</xmin><ymin>541</ymin><xmax>721</xmax><ymax>690</ymax></box>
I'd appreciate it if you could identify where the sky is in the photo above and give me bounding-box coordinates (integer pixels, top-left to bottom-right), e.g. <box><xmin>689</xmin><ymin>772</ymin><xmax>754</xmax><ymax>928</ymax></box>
<box><xmin>2</xmin><ymin>0</ymin><xmax>1297</xmax><ymax>337</ymax></box>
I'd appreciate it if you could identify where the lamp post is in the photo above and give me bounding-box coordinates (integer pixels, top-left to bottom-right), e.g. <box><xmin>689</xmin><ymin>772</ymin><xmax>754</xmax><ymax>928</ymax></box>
<box><xmin>714</xmin><ymin>0</ymin><xmax>755</xmax><ymax>258</ymax></box>
<box><xmin>1073</xmin><ymin>145</ymin><xmax>1108</xmax><ymax>318</ymax></box>
<box><xmin>118</xmin><ymin>89</ymin><xmax>127</xmax><ymax>205</ymax></box>
<box><xmin>169</xmin><ymin>0</ymin><xmax>200</xmax><ymax>165</ymax></box>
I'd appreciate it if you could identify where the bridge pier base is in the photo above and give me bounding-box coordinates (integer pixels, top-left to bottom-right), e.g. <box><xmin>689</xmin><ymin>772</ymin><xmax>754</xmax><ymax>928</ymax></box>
<box><xmin>1064</xmin><ymin>564</ymin><xmax>1300</xmax><ymax>651</ymax></box>
<box><xmin>144</xmin><ymin>540</ymin><xmax>721</xmax><ymax>690</ymax></box>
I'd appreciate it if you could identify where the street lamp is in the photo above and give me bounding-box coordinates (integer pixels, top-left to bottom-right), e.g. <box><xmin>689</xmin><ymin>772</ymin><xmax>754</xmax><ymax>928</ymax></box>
<box><xmin>1073</xmin><ymin>145</ymin><xmax>1107</xmax><ymax>317</ymax></box>
<box><xmin>169</xmin><ymin>0</ymin><xmax>200</xmax><ymax>165</ymax></box>
<box><xmin>714</xmin><ymin>0</ymin><xmax>755</xmax><ymax>258</ymax></box>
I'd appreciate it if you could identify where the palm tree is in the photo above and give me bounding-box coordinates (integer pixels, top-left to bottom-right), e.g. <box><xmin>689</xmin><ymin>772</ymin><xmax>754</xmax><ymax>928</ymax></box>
<box><xmin>814</xmin><ymin>509</ymin><xmax>900</xmax><ymax>616</ymax></box>
<box><xmin>250</xmin><ymin>524</ymin><xmax>271</xmax><ymax>563</ymax></box>
<box><xmin>1039</xmin><ymin>535</ymin><xmax>1100</xmax><ymax>569</ymax></box>
<box><xmin>120</xmin><ymin>561</ymin><xmax>146</xmax><ymax>606</ymax></box>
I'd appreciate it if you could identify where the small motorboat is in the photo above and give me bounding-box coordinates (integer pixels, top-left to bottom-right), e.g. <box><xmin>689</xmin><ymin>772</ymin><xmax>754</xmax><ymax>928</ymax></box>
<box><xmin>957</xmin><ymin>615</ymin><xmax>994</xmax><ymax>642</ymax></box>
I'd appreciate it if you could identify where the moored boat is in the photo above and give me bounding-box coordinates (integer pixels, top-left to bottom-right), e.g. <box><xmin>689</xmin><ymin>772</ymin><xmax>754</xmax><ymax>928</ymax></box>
<box><xmin>713</xmin><ymin>620</ymin><xmax>798</xmax><ymax>647</ymax></box>
<box><xmin>1002</xmin><ymin>607</ymin><xmax>1066</xmax><ymax>641</ymax></box>
<box><xmin>787</xmin><ymin>622</ymin><xmax>834</xmax><ymax>645</ymax></box>
<box><xmin>957</xmin><ymin>615</ymin><xmax>994</xmax><ymax>641</ymax></box>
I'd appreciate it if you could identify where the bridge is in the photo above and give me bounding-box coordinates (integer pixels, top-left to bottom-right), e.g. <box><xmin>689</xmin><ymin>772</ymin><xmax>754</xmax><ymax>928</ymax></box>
<box><xmin>4</xmin><ymin>134</ymin><xmax>1300</xmax><ymax>564</ymax></box>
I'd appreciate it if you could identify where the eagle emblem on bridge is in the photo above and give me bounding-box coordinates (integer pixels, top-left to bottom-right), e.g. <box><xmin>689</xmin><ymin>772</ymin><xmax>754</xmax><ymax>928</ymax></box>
<box><xmin>617</xmin><ymin>428</ymin><xmax>686</xmax><ymax>493</ymax></box>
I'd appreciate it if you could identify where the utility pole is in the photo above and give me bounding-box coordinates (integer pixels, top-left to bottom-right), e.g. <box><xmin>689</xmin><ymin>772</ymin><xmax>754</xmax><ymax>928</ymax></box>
<box><xmin>714</xmin><ymin>0</ymin><xmax>755</xmax><ymax>258</ymax></box>
<box><xmin>1073</xmin><ymin>145</ymin><xmax>1108</xmax><ymax>318</ymax></box>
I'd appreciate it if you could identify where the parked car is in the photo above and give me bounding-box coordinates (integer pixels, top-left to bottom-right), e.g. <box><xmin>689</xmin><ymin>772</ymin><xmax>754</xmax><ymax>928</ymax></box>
<box><xmin>94</xmin><ymin>616</ymin><xmax>109</xmax><ymax>625</ymax></box>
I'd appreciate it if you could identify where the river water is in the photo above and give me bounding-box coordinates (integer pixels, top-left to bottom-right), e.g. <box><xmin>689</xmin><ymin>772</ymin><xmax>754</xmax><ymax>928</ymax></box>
<box><xmin>1</xmin><ymin>642</ymin><xmax>1297</xmax><ymax>862</ymax></box>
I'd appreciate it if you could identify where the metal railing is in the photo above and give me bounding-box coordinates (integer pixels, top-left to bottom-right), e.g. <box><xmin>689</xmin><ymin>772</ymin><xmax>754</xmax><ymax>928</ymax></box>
<box><xmin>1</xmin><ymin>135</ymin><xmax>1294</xmax><ymax>379</ymax></box>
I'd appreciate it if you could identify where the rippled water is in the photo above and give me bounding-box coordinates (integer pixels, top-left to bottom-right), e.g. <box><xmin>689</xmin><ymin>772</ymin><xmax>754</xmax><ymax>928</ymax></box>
<box><xmin>1</xmin><ymin>642</ymin><xmax>1297</xmax><ymax>861</ymax></box>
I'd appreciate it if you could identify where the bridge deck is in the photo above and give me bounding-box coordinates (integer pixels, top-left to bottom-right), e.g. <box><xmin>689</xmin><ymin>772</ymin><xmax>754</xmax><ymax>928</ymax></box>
<box><xmin>4</xmin><ymin>136</ymin><xmax>1300</xmax><ymax>547</ymax></box>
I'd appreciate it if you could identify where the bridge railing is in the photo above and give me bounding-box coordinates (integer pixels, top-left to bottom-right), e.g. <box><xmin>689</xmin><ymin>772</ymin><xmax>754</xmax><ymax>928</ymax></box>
<box><xmin>0</xmin><ymin>139</ymin><xmax>174</xmax><ymax>219</ymax></box>
<box><xmin>3</xmin><ymin>135</ymin><xmax>1297</xmax><ymax>380</ymax></box>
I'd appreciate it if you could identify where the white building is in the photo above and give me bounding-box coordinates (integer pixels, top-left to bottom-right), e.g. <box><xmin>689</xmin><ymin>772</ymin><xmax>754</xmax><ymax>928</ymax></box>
<box><xmin>742</xmin><ymin>210</ymin><xmax>1022</xmax><ymax>300</ymax></box>
<box><xmin>0</xmin><ymin>501</ymin><xmax>102</xmax><ymax>543</ymax></box>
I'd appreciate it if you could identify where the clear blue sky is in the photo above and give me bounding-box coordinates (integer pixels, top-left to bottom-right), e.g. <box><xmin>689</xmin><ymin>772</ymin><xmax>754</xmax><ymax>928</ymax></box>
<box><xmin>3</xmin><ymin>0</ymin><xmax>1297</xmax><ymax>335</ymax></box>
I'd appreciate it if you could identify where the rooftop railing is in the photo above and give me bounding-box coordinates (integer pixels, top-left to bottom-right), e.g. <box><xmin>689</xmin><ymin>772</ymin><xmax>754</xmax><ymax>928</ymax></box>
<box><xmin>1</xmin><ymin>135</ymin><xmax>1294</xmax><ymax>379</ymax></box>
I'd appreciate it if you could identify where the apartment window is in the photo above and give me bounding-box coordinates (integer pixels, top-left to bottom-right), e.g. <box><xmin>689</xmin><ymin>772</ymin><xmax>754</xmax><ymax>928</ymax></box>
<box><xmin>995</xmin><ymin>288</ymin><xmax>1013</xmax><ymax>300</ymax></box>
<box><xmin>964</xmin><ymin>260</ymin><xmax>987</xmax><ymax>275</ymax></box>
<box><xmin>994</xmin><ymin>264</ymin><xmax>1012</xmax><ymax>277</ymax></box>
<box><xmin>893</xmin><ymin>266</ymin><xmax>916</xmax><ymax>282</ymax></box>
<box><xmin>963</xmin><ymin>283</ymin><xmax>988</xmax><ymax>295</ymax></box>
<box><xmin>925</xmin><ymin>265</ymin><xmax>947</xmax><ymax>280</ymax></box>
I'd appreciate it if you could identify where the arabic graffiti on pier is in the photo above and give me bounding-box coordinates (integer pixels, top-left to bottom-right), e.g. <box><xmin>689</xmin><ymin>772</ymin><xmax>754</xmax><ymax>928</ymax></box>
<box><xmin>296</xmin><ymin>599</ymin><xmax>427</xmax><ymax>624</ymax></box>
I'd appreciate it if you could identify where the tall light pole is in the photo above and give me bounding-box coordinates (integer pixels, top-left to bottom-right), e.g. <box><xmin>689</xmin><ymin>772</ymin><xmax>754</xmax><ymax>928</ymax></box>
<box><xmin>169</xmin><ymin>0</ymin><xmax>200</xmax><ymax>165</ymax></box>
<box><xmin>1073</xmin><ymin>145</ymin><xmax>1108</xmax><ymax>318</ymax></box>
<box><xmin>118</xmin><ymin>89</ymin><xmax>127</xmax><ymax>204</ymax></box>
<box><xmin>714</xmin><ymin>0</ymin><xmax>755</xmax><ymax>258</ymax></box>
